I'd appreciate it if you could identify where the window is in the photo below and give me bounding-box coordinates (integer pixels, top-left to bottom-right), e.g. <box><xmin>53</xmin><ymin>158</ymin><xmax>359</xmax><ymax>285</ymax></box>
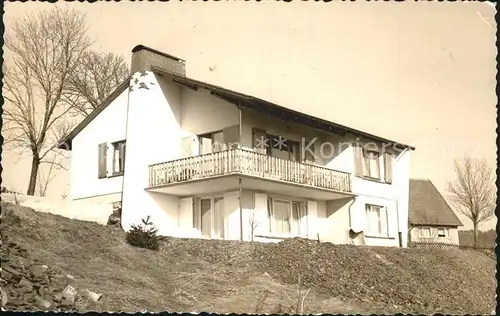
<box><xmin>304</xmin><ymin>140</ymin><xmax>315</xmax><ymax>163</ymax></box>
<box><xmin>419</xmin><ymin>227</ymin><xmax>432</xmax><ymax>238</ymax></box>
<box><xmin>98</xmin><ymin>143</ymin><xmax>108</xmax><ymax>179</ymax></box>
<box><xmin>365</xmin><ymin>204</ymin><xmax>388</xmax><ymax>236</ymax></box>
<box><xmin>437</xmin><ymin>227</ymin><xmax>449</xmax><ymax>238</ymax></box>
<box><xmin>251</xmin><ymin>128</ymin><xmax>300</xmax><ymax>162</ymax></box>
<box><xmin>112</xmin><ymin>140</ymin><xmax>126</xmax><ymax>175</ymax></box>
<box><xmin>363</xmin><ymin>149</ymin><xmax>380</xmax><ymax>179</ymax></box>
<box><xmin>267</xmin><ymin>198</ymin><xmax>304</xmax><ymax>235</ymax></box>
<box><xmin>98</xmin><ymin>141</ymin><xmax>126</xmax><ymax>179</ymax></box>
<box><xmin>268</xmin><ymin>134</ymin><xmax>300</xmax><ymax>161</ymax></box>
<box><xmin>195</xmin><ymin>197</ymin><xmax>224</xmax><ymax>239</ymax></box>
<box><xmin>199</xmin><ymin>131</ymin><xmax>225</xmax><ymax>154</ymax></box>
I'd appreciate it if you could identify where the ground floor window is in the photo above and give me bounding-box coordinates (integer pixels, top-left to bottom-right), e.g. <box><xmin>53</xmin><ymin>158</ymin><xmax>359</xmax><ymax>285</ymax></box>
<box><xmin>437</xmin><ymin>227</ymin><xmax>450</xmax><ymax>238</ymax></box>
<box><xmin>267</xmin><ymin>198</ymin><xmax>306</xmax><ymax>235</ymax></box>
<box><xmin>365</xmin><ymin>204</ymin><xmax>388</xmax><ymax>236</ymax></box>
<box><xmin>194</xmin><ymin>196</ymin><xmax>224</xmax><ymax>239</ymax></box>
<box><xmin>419</xmin><ymin>227</ymin><xmax>432</xmax><ymax>238</ymax></box>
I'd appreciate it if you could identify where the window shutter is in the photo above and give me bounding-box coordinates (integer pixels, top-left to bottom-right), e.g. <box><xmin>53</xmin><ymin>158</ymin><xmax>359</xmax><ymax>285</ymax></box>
<box><xmin>182</xmin><ymin>136</ymin><xmax>195</xmax><ymax>158</ymax></box>
<box><xmin>387</xmin><ymin>206</ymin><xmax>397</xmax><ymax>238</ymax></box>
<box><xmin>119</xmin><ymin>142</ymin><xmax>126</xmax><ymax>172</ymax></box>
<box><xmin>223</xmin><ymin>125</ymin><xmax>240</xmax><ymax>149</ymax></box>
<box><xmin>267</xmin><ymin>197</ymin><xmax>273</xmax><ymax>232</ymax></box>
<box><xmin>354</xmin><ymin>146</ymin><xmax>364</xmax><ymax>176</ymax></box>
<box><xmin>384</xmin><ymin>152</ymin><xmax>393</xmax><ymax>184</ymax></box>
<box><xmin>252</xmin><ymin>128</ymin><xmax>268</xmax><ymax>154</ymax></box>
<box><xmin>98</xmin><ymin>143</ymin><xmax>107</xmax><ymax>178</ymax></box>
<box><xmin>303</xmin><ymin>140</ymin><xmax>315</xmax><ymax>163</ymax></box>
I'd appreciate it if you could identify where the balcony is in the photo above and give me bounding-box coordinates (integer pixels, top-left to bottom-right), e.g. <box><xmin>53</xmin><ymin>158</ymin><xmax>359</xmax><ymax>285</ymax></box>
<box><xmin>148</xmin><ymin>149</ymin><xmax>352</xmax><ymax>195</ymax></box>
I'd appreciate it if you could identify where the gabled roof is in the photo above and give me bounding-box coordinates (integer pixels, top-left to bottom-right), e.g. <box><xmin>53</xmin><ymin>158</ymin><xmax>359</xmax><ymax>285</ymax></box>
<box><xmin>57</xmin><ymin>77</ymin><xmax>130</xmax><ymax>150</ymax></box>
<box><xmin>409</xmin><ymin>178</ymin><xmax>464</xmax><ymax>227</ymax></box>
<box><xmin>153</xmin><ymin>67</ymin><xmax>415</xmax><ymax>151</ymax></box>
<box><xmin>58</xmin><ymin>45</ymin><xmax>416</xmax><ymax>151</ymax></box>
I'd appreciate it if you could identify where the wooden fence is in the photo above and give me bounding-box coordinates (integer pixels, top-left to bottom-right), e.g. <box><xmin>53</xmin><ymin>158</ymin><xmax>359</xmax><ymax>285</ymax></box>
<box><xmin>408</xmin><ymin>241</ymin><xmax>495</xmax><ymax>252</ymax></box>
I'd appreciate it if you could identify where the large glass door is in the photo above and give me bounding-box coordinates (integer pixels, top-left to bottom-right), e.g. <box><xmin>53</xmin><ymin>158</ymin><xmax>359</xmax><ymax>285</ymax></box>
<box><xmin>198</xmin><ymin>197</ymin><xmax>224</xmax><ymax>239</ymax></box>
<box><xmin>200</xmin><ymin>198</ymin><xmax>212</xmax><ymax>237</ymax></box>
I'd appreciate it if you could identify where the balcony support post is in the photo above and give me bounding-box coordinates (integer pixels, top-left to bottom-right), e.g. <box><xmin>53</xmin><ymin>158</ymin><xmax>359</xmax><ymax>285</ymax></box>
<box><xmin>238</xmin><ymin>101</ymin><xmax>242</xmax><ymax>149</ymax></box>
<box><xmin>239</xmin><ymin>177</ymin><xmax>243</xmax><ymax>241</ymax></box>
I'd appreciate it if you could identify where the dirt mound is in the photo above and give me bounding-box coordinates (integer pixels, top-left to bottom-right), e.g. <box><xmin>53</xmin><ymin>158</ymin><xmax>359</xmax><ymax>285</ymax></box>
<box><xmin>1</xmin><ymin>202</ymin><xmax>496</xmax><ymax>314</ymax></box>
<box><xmin>158</xmin><ymin>236</ymin><xmax>496</xmax><ymax>314</ymax></box>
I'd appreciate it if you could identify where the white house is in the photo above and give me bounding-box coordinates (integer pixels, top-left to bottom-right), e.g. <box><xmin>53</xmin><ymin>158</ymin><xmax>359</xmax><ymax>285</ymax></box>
<box><xmin>59</xmin><ymin>45</ymin><xmax>415</xmax><ymax>247</ymax></box>
<box><xmin>408</xmin><ymin>179</ymin><xmax>463</xmax><ymax>245</ymax></box>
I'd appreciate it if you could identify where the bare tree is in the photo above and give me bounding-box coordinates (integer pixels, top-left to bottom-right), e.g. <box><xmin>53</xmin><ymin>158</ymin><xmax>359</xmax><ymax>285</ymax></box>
<box><xmin>36</xmin><ymin>149</ymin><xmax>67</xmax><ymax>197</ymax></box>
<box><xmin>65</xmin><ymin>50</ymin><xmax>129</xmax><ymax>117</ymax></box>
<box><xmin>3</xmin><ymin>7</ymin><xmax>92</xmax><ymax>195</ymax></box>
<box><xmin>248</xmin><ymin>210</ymin><xmax>260</xmax><ymax>242</ymax></box>
<box><xmin>448</xmin><ymin>154</ymin><xmax>495</xmax><ymax>248</ymax></box>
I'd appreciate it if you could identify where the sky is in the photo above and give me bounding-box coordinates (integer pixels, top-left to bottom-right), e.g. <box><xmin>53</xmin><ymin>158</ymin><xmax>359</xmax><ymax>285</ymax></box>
<box><xmin>2</xmin><ymin>1</ymin><xmax>497</xmax><ymax>230</ymax></box>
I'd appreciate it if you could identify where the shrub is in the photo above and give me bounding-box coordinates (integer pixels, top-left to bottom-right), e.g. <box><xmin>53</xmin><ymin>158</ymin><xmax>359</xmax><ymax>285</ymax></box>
<box><xmin>125</xmin><ymin>216</ymin><xmax>161</xmax><ymax>251</ymax></box>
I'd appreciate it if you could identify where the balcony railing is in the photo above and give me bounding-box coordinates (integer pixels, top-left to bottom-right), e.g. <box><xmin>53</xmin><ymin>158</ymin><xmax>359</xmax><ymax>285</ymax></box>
<box><xmin>149</xmin><ymin>149</ymin><xmax>352</xmax><ymax>193</ymax></box>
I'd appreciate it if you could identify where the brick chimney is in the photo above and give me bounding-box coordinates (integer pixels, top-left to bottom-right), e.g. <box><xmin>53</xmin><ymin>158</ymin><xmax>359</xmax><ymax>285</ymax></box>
<box><xmin>130</xmin><ymin>44</ymin><xmax>186</xmax><ymax>77</ymax></box>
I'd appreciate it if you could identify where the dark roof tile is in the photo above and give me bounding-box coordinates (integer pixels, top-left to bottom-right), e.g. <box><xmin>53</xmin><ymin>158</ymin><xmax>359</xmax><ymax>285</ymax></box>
<box><xmin>409</xmin><ymin>179</ymin><xmax>463</xmax><ymax>227</ymax></box>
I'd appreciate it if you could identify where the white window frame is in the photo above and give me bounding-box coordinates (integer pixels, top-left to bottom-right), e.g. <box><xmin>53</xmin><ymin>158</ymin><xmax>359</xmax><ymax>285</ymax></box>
<box><xmin>111</xmin><ymin>140</ymin><xmax>126</xmax><ymax>176</ymax></box>
<box><xmin>437</xmin><ymin>227</ymin><xmax>450</xmax><ymax>238</ymax></box>
<box><xmin>419</xmin><ymin>226</ymin><xmax>432</xmax><ymax>238</ymax></box>
<box><xmin>365</xmin><ymin>204</ymin><xmax>389</xmax><ymax>237</ymax></box>
<box><xmin>267</xmin><ymin>197</ymin><xmax>305</xmax><ymax>236</ymax></box>
<box><xmin>198</xmin><ymin>130</ymin><xmax>225</xmax><ymax>154</ymax></box>
<box><xmin>194</xmin><ymin>196</ymin><xmax>224</xmax><ymax>239</ymax></box>
<box><xmin>362</xmin><ymin>149</ymin><xmax>382</xmax><ymax>180</ymax></box>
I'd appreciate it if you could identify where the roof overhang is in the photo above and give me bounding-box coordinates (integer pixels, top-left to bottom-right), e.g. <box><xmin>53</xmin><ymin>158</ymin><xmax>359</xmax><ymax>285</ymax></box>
<box><xmin>153</xmin><ymin>67</ymin><xmax>416</xmax><ymax>151</ymax></box>
<box><xmin>58</xmin><ymin>63</ymin><xmax>416</xmax><ymax>152</ymax></box>
<box><xmin>57</xmin><ymin>77</ymin><xmax>131</xmax><ymax>150</ymax></box>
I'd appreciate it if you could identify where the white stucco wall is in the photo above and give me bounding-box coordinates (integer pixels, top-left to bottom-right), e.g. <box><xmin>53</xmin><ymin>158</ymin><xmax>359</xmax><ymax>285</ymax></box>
<box><xmin>2</xmin><ymin>193</ymin><xmax>118</xmax><ymax>225</ymax></box>
<box><xmin>70</xmin><ymin>89</ymin><xmax>129</xmax><ymax>200</ymax></box>
<box><xmin>410</xmin><ymin>226</ymin><xmax>460</xmax><ymax>245</ymax></box>
<box><xmin>240</xmin><ymin>109</ymin><xmax>411</xmax><ymax>247</ymax></box>
<box><xmin>121</xmin><ymin>71</ymin><xmax>183</xmax><ymax>234</ymax></box>
<box><xmin>180</xmin><ymin>88</ymin><xmax>239</xmax><ymax>136</ymax></box>
<box><xmin>93</xmin><ymin>69</ymin><xmax>411</xmax><ymax>248</ymax></box>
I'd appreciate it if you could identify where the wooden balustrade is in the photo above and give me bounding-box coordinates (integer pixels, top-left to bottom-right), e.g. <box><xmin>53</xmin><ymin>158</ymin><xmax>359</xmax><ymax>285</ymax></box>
<box><xmin>149</xmin><ymin>149</ymin><xmax>351</xmax><ymax>192</ymax></box>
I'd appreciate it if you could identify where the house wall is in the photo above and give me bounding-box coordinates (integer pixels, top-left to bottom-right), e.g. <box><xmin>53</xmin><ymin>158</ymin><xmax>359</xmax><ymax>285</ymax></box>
<box><xmin>240</xmin><ymin>108</ymin><xmax>411</xmax><ymax>247</ymax></box>
<box><xmin>121</xmin><ymin>72</ymin><xmax>241</xmax><ymax>234</ymax></box>
<box><xmin>112</xmin><ymin>69</ymin><xmax>410</xmax><ymax>247</ymax></box>
<box><xmin>180</xmin><ymin>88</ymin><xmax>239</xmax><ymax>136</ymax></box>
<box><xmin>410</xmin><ymin>226</ymin><xmax>460</xmax><ymax>245</ymax></box>
<box><xmin>121</xmin><ymin>71</ymin><xmax>183</xmax><ymax>234</ymax></box>
<box><xmin>70</xmin><ymin>88</ymin><xmax>129</xmax><ymax>201</ymax></box>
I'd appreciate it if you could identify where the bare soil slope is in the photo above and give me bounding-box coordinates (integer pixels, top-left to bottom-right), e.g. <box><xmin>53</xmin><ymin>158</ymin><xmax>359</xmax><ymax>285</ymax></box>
<box><xmin>1</xmin><ymin>202</ymin><xmax>496</xmax><ymax>314</ymax></box>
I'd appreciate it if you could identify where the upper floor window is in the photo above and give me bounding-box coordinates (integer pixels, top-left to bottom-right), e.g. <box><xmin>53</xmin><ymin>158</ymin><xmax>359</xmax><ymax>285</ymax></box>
<box><xmin>268</xmin><ymin>134</ymin><xmax>300</xmax><ymax>161</ymax></box>
<box><xmin>252</xmin><ymin>128</ymin><xmax>302</xmax><ymax>162</ymax></box>
<box><xmin>363</xmin><ymin>149</ymin><xmax>380</xmax><ymax>179</ymax></box>
<box><xmin>112</xmin><ymin>140</ymin><xmax>126</xmax><ymax>175</ymax></box>
<box><xmin>98</xmin><ymin>140</ymin><xmax>126</xmax><ymax>179</ymax></box>
<box><xmin>354</xmin><ymin>146</ymin><xmax>393</xmax><ymax>183</ymax></box>
<box><xmin>199</xmin><ymin>131</ymin><xmax>224</xmax><ymax>154</ymax></box>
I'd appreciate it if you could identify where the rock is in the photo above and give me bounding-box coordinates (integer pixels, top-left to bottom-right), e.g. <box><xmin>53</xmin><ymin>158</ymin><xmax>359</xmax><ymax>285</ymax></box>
<box><xmin>35</xmin><ymin>296</ymin><xmax>52</xmax><ymax>309</ymax></box>
<box><xmin>61</xmin><ymin>285</ymin><xmax>78</xmax><ymax>303</ymax></box>
<box><xmin>1</xmin><ymin>287</ymin><xmax>8</xmax><ymax>307</ymax></box>
<box><xmin>66</xmin><ymin>274</ymin><xmax>75</xmax><ymax>280</ymax></box>
<box><xmin>52</xmin><ymin>292</ymin><xmax>63</xmax><ymax>303</ymax></box>
<box><xmin>84</xmin><ymin>289</ymin><xmax>103</xmax><ymax>303</ymax></box>
<box><xmin>18</xmin><ymin>277</ymin><xmax>33</xmax><ymax>293</ymax></box>
<box><xmin>30</xmin><ymin>266</ymin><xmax>45</xmax><ymax>279</ymax></box>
